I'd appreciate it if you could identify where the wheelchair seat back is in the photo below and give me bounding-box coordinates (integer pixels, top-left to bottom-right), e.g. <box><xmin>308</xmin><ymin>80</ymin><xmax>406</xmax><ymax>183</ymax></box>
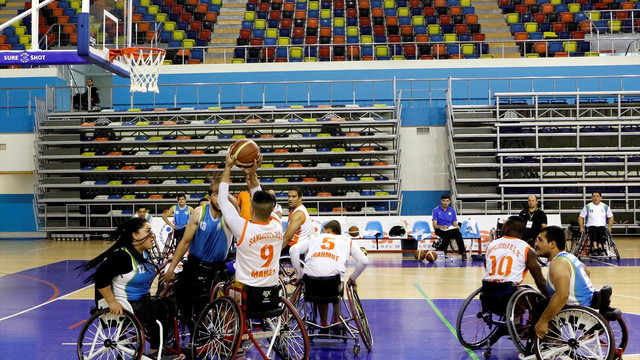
<box><xmin>228</xmin><ymin>285</ymin><xmax>284</xmax><ymax>319</ymax></box>
<box><xmin>590</xmin><ymin>285</ymin><xmax>621</xmax><ymax>321</ymax></box>
<box><xmin>480</xmin><ymin>280</ymin><xmax>517</xmax><ymax>316</ymax></box>
<box><xmin>303</xmin><ymin>274</ymin><xmax>342</xmax><ymax>303</ymax></box>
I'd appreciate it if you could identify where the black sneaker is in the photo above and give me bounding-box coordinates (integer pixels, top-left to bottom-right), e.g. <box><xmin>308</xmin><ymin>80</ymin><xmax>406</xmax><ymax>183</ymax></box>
<box><xmin>461</xmin><ymin>253</ymin><xmax>468</xmax><ymax>261</ymax></box>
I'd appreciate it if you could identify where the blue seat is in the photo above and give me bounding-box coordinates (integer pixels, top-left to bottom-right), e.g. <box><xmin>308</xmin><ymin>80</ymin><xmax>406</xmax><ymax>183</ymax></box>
<box><xmin>410</xmin><ymin>221</ymin><xmax>433</xmax><ymax>241</ymax></box>
<box><xmin>334</xmin><ymin>27</ymin><xmax>345</xmax><ymax>35</ymax></box>
<box><xmin>363</xmin><ymin>220</ymin><xmax>384</xmax><ymax>239</ymax></box>
<box><xmin>510</xmin><ymin>23</ymin><xmax>524</xmax><ymax>34</ymax></box>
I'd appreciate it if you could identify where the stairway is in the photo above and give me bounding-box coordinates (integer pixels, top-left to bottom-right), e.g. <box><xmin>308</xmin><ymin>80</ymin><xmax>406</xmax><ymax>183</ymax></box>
<box><xmin>472</xmin><ymin>0</ymin><xmax>521</xmax><ymax>58</ymax></box>
<box><xmin>0</xmin><ymin>0</ymin><xmax>24</xmax><ymax>26</ymax></box>
<box><xmin>206</xmin><ymin>0</ymin><xmax>244</xmax><ymax>63</ymax></box>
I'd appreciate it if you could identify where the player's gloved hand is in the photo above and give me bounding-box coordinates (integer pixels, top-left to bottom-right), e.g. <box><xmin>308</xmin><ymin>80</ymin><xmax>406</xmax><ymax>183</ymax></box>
<box><xmin>347</xmin><ymin>278</ymin><xmax>357</xmax><ymax>292</ymax></box>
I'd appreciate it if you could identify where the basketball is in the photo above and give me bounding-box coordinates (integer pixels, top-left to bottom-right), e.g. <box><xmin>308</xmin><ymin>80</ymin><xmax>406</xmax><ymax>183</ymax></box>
<box><xmin>425</xmin><ymin>250</ymin><xmax>438</xmax><ymax>263</ymax></box>
<box><xmin>230</xmin><ymin>139</ymin><xmax>260</xmax><ymax>168</ymax></box>
<box><xmin>348</xmin><ymin>225</ymin><xmax>360</xmax><ymax>237</ymax></box>
<box><xmin>414</xmin><ymin>249</ymin><xmax>427</xmax><ymax>261</ymax></box>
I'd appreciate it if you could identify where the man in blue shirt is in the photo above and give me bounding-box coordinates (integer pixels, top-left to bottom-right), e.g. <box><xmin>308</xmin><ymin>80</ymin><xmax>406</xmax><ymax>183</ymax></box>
<box><xmin>432</xmin><ymin>194</ymin><xmax>467</xmax><ymax>260</ymax></box>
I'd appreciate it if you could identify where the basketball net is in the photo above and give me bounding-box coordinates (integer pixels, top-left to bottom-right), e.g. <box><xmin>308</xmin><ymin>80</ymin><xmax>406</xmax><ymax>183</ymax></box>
<box><xmin>113</xmin><ymin>47</ymin><xmax>166</xmax><ymax>93</ymax></box>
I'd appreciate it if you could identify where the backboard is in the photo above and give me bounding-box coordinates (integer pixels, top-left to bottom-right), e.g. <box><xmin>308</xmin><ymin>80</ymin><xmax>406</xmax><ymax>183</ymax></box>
<box><xmin>0</xmin><ymin>0</ymin><xmax>132</xmax><ymax>77</ymax></box>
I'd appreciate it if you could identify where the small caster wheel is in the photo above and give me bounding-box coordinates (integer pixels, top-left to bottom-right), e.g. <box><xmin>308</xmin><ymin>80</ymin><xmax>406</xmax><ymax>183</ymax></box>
<box><xmin>483</xmin><ymin>348</ymin><xmax>491</xmax><ymax>359</ymax></box>
<box><xmin>353</xmin><ymin>344</ymin><xmax>360</xmax><ymax>355</ymax></box>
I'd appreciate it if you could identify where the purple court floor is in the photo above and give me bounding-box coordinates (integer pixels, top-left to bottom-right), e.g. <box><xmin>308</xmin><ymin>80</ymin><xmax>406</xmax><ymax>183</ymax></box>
<box><xmin>0</xmin><ymin>260</ymin><xmax>638</xmax><ymax>360</ymax></box>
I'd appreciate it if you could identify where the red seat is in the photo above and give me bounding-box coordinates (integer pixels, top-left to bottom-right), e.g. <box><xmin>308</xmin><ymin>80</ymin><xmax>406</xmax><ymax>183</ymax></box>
<box><xmin>515</xmin><ymin>4</ymin><xmax>527</xmax><ymax>13</ymax></box>
<box><xmin>466</xmin><ymin>14</ymin><xmax>478</xmax><ymax>24</ymax></box>
<box><xmin>347</xmin><ymin>45</ymin><xmax>359</xmax><ymax>58</ymax></box>
<box><xmin>450</xmin><ymin>6</ymin><xmax>461</xmax><ymax>15</ymax></box>
<box><xmin>199</xmin><ymin>29</ymin><xmax>211</xmax><ymax>40</ymax></box>
<box><xmin>534</xmin><ymin>13</ymin><xmax>546</xmax><ymax>23</ymax></box>
<box><xmin>386</xmin><ymin>15</ymin><xmax>398</xmax><ymax>26</ymax></box>
<box><xmin>388</xmin><ymin>34</ymin><xmax>400</xmax><ymax>42</ymax></box>
<box><xmin>423</xmin><ymin>6</ymin><xmax>435</xmax><ymax>16</ymax></box>
<box><xmin>180</xmin><ymin>12</ymin><xmax>191</xmax><ymax>22</ymax></box>
<box><xmin>270</xmin><ymin>10</ymin><xmax>281</xmax><ymax>19</ymax></box>
<box><xmin>190</xmin><ymin>21</ymin><xmax>201</xmax><ymax>30</ymax></box>
<box><xmin>360</xmin><ymin>17</ymin><xmax>371</xmax><ymax>26</ymax></box>
<box><xmin>439</xmin><ymin>14</ymin><xmax>451</xmax><ymax>24</ymax></box>
<box><xmin>553</xmin><ymin>22</ymin><xmax>565</xmax><ymax>32</ymax></box>
<box><xmin>455</xmin><ymin>24</ymin><xmax>467</xmax><ymax>34</ymax></box>
<box><xmin>295</xmin><ymin>9</ymin><xmax>305</xmax><ymax>18</ymax></box>
<box><xmin>258</xmin><ymin>2</ymin><xmax>269</xmax><ymax>11</ymax></box>
<box><xmin>373</xmin><ymin>25</ymin><xmax>385</xmax><ymax>35</ymax></box>
<box><xmin>205</xmin><ymin>12</ymin><xmax>217</xmax><ymax>21</ymax></box>
<box><xmin>571</xmin><ymin>30</ymin><xmax>584</xmax><ymax>39</ymax></box>
<box><xmin>404</xmin><ymin>44</ymin><xmax>416</xmax><ymax>56</ymax></box>
<box><xmin>472</xmin><ymin>32</ymin><xmax>485</xmax><ymax>41</ymax></box>
<box><xmin>293</xmin><ymin>27</ymin><xmax>304</xmax><ymax>37</ymax></box>
<box><xmin>172</xmin><ymin>5</ymin><xmax>183</xmax><ymax>13</ymax></box>
<box><xmin>401</xmin><ymin>24</ymin><xmax>413</xmax><ymax>35</ymax></box>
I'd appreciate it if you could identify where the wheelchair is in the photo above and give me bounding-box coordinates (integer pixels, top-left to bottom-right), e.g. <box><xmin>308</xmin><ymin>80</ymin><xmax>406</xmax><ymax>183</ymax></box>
<box><xmin>533</xmin><ymin>285</ymin><xmax>628</xmax><ymax>360</ymax></box>
<box><xmin>456</xmin><ymin>284</ymin><xmax>546</xmax><ymax>359</ymax></box>
<box><xmin>290</xmin><ymin>274</ymin><xmax>373</xmax><ymax>355</ymax></box>
<box><xmin>77</xmin><ymin>296</ymin><xmax>188</xmax><ymax>360</ymax></box>
<box><xmin>191</xmin><ymin>282</ymin><xmax>310</xmax><ymax>360</ymax></box>
<box><xmin>571</xmin><ymin>228</ymin><xmax>620</xmax><ymax>261</ymax></box>
<box><xmin>279</xmin><ymin>255</ymin><xmax>305</xmax><ymax>300</ymax></box>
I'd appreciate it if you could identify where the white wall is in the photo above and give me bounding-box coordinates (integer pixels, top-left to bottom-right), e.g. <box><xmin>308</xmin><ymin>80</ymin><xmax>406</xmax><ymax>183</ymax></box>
<box><xmin>398</xmin><ymin>126</ymin><xmax>448</xmax><ymax>191</ymax></box>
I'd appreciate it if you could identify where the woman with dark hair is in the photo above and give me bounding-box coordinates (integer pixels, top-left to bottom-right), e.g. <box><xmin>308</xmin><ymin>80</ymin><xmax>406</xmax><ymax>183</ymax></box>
<box><xmin>78</xmin><ymin>217</ymin><xmax>184</xmax><ymax>360</ymax></box>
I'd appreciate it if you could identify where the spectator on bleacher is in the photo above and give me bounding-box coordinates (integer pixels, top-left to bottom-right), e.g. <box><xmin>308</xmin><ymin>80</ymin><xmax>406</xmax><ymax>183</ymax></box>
<box><xmin>162</xmin><ymin>193</ymin><xmax>193</xmax><ymax>245</ymax></box>
<box><xmin>282</xmin><ymin>186</ymin><xmax>313</xmax><ymax>255</ymax></box>
<box><xmin>133</xmin><ymin>206</ymin><xmax>153</xmax><ymax>224</ymax></box>
<box><xmin>578</xmin><ymin>191</ymin><xmax>614</xmax><ymax>255</ymax></box>
<box><xmin>73</xmin><ymin>77</ymin><xmax>100</xmax><ymax>111</ymax></box>
<box><xmin>268</xmin><ymin>189</ymin><xmax>283</xmax><ymax>218</ymax></box>
<box><xmin>518</xmin><ymin>195</ymin><xmax>547</xmax><ymax>247</ymax></box>
<box><xmin>432</xmin><ymin>194</ymin><xmax>467</xmax><ymax>260</ymax></box>
<box><xmin>236</xmin><ymin>177</ymin><xmax>252</xmax><ymax>221</ymax></box>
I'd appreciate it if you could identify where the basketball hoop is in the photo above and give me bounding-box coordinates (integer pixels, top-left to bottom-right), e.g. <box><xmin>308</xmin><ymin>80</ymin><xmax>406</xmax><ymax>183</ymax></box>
<box><xmin>110</xmin><ymin>47</ymin><xmax>166</xmax><ymax>93</ymax></box>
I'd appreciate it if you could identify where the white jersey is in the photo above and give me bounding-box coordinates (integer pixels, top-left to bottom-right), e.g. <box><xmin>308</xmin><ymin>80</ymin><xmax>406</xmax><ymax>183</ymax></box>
<box><xmin>218</xmin><ymin>182</ymin><xmax>283</xmax><ymax>287</ymax></box>
<box><xmin>290</xmin><ymin>232</ymin><xmax>369</xmax><ymax>282</ymax></box>
<box><xmin>287</xmin><ymin>204</ymin><xmax>313</xmax><ymax>246</ymax></box>
<box><xmin>579</xmin><ymin>202</ymin><xmax>613</xmax><ymax>227</ymax></box>
<box><xmin>483</xmin><ymin>236</ymin><xmax>531</xmax><ymax>285</ymax></box>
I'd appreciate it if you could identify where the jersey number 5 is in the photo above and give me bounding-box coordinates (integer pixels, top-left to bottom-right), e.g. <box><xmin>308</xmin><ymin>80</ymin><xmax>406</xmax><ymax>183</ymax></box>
<box><xmin>321</xmin><ymin>237</ymin><xmax>335</xmax><ymax>250</ymax></box>
<box><xmin>488</xmin><ymin>255</ymin><xmax>513</xmax><ymax>277</ymax></box>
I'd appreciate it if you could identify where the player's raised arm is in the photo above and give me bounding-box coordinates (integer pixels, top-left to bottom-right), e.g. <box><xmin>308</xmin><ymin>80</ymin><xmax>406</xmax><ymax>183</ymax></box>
<box><xmin>218</xmin><ymin>150</ymin><xmax>247</xmax><ymax>237</ymax></box>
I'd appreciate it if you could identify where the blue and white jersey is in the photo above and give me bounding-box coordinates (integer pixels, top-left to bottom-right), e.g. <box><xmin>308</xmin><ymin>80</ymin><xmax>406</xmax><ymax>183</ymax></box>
<box><xmin>190</xmin><ymin>204</ymin><xmax>231</xmax><ymax>263</ymax></box>
<box><xmin>173</xmin><ymin>204</ymin><xmax>190</xmax><ymax>229</ymax></box>
<box><xmin>547</xmin><ymin>252</ymin><xmax>595</xmax><ymax>306</ymax></box>
<box><xmin>432</xmin><ymin>205</ymin><xmax>458</xmax><ymax>227</ymax></box>
<box><xmin>111</xmin><ymin>247</ymin><xmax>155</xmax><ymax>301</ymax></box>
<box><xmin>579</xmin><ymin>202</ymin><xmax>613</xmax><ymax>227</ymax></box>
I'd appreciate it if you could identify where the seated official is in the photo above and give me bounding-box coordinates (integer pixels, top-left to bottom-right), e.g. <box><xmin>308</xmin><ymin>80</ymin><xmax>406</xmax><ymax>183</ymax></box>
<box><xmin>290</xmin><ymin>220</ymin><xmax>369</xmax><ymax>330</ymax></box>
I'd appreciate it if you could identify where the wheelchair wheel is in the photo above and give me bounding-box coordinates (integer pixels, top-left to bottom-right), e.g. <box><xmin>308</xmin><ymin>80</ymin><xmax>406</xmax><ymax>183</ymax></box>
<box><xmin>604</xmin><ymin>231</ymin><xmax>620</xmax><ymax>261</ymax></box>
<box><xmin>273</xmin><ymin>296</ymin><xmax>310</xmax><ymax>360</ymax></box>
<box><xmin>505</xmin><ymin>288</ymin><xmax>546</xmax><ymax>353</ymax></box>
<box><xmin>609</xmin><ymin>317</ymin><xmax>628</xmax><ymax>359</ymax></box>
<box><xmin>347</xmin><ymin>285</ymin><xmax>373</xmax><ymax>351</ymax></box>
<box><xmin>191</xmin><ymin>297</ymin><xmax>242</xmax><ymax>360</ymax></box>
<box><xmin>533</xmin><ymin>306</ymin><xmax>615</xmax><ymax>360</ymax></box>
<box><xmin>279</xmin><ymin>256</ymin><xmax>303</xmax><ymax>299</ymax></box>
<box><xmin>77</xmin><ymin>309</ymin><xmax>144</xmax><ymax>360</ymax></box>
<box><xmin>572</xmin><ymin>233</ymin><xmax>588</xmax><ymax>258</ymax></box>
<box><xmin>456</xmin><ymin>287</ymin><xmax>503</xmax><ymax>350</ymax></box>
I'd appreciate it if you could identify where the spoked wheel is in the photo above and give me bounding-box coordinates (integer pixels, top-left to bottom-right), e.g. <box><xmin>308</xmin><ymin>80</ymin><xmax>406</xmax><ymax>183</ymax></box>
<box><xmin>609</xmin><ymin>317</ymin><xmax>628</xmax><ymax>359</ymax></box>
<box><xmin>77</xmin><ymin>309</ymin><xmax>144</xmax><ymax>360</ymax></box>
<box><xmin>191</xmin><ymin>297</ymin><xmax>242</xmax><ymax>360</ymax></box>
<box><xmin>456</xmin><ymin>287</ymin><xmax>504</xmax><ymax>349</ymax></box>
<box><xmin>572</xmin><ymin>233</ymin><xmax>588</xmax><ymax>258</ymax></box>
<box><xmin>534</xmin><ymin>306</ymin><xmax>615</xmax><ymax>360</ymax></box>
<box><xmin>347</xmin><ymin>285</ymin><xmax>373</xmax><ymax>351</ymax></box>
<box><xmin>279</xmin><ymin>256</ymin><xmax>304</xmax><ymax>299</ymax></box>
<box><xmin>505</xmin><ymin>288</ymin><xmax>546</xmax><ymax>353</ymax></box>
<box><xmin>273</xmin><ymin>297</ymin><xmax>310</xmax><ymax>360</ymax></box>
<box><xmin>605</xmin><ymin>232</ymin><xmax>620</xmax><ymax>261</ymax></box>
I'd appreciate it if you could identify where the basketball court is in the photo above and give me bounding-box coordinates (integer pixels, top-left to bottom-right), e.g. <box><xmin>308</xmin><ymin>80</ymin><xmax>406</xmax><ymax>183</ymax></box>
<box><xmin>1</xmin><ymin>238</ymin><xmax>638</xmax><ymax>359</ymax></box>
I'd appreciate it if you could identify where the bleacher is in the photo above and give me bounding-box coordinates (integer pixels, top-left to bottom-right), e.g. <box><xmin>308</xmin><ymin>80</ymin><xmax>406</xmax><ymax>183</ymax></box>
<box><xmin>446</xmin><ymin>90</ymin><xmax>640</xmax><ymax>234</ymax></box>
<box><xmin>34</xmin><ymin>103</ymin><xmax>402</xmax><ymax>232</ymax></box>
<box><xmin>232</xmin><ymin>0</ymin><xmax>491</xmax><ymax>62</ymax></box>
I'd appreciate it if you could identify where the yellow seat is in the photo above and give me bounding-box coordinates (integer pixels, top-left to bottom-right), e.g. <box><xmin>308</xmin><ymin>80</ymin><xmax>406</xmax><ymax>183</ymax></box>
<box><xmin>278</xmin><ymin>37</ymin><xmax>290</xmax><ymax>45</ymax></box>
<box><xmin>266</xmin><ymin>28</ymin><xmax>278</xmax><ymax>38</ymax></box>
<box><xmin>302</xmin><ymin>118</ymin><xmax>317</xmax><ymax>122</ymax></box>
<box><xmin>254</xmin><ymin>19</ymin><xmax>266</xmax><ymax>29</ymax></box>
<box><xmin>335</xmin><ymin>17</ymin><xmax>345</xmax><ymax>27</ymax></box>
<box><xmin>444</xmin><ymin>33</ymin><xmax>457</xmax><ymax>42</ymax></box>
<box><xmin>94</xmin><ymin>166</ymin><xmax>108</xmax><ymax>171</ymax></box>
<box><xmin>244</xmin><ymin>11</ymin><xmax>255</xmax><ymax>21</ymax></box>
<box><xmin>148</xmin><ymin>5</ymin><xmax>158</xmax><ymax>14</ymax></box>
<box><xmin>361</xmin><ymin>35</ymin><xmax>373</xmax><ymax>43</ymax></box>
<box><xmin>108</xmin><ymin>180</ymin><xmax>122</xmax><ymax>185</ymax></box>
<box><xmin>155</xmin><ymin>13</ymin><xmax>167</xmax><ymax>22</ymax></box>
<box><xmin>585</xmin><ymin>51</ymin><xmax>599</xmax><ymax>56</ymax></box>
<box><xmin>163</xmin><ymin>60</ymin><xmax>173</xmax><ymax>65</ymax></box>
<box><xmin>384</xmin><ymin>0</ymin><xmax>394</xmax><ymax>7</ymax></box>
<box><xmin>19</xmin><ymin>35</ymin><xmax>31</xmax><ymax>45</ymax></box>
<box><xmin>543</xmin><ymin>31</ymin><xmax>557</xmax><ymax>38</ymax></box>
<box><xmin>291</xmin><ymin>47</ymin><xmax>303</xmax><ymax>58</ymax></box>
<box><xmin>375</xmin><ymin>45</ymin><xmax>389</xmax><ymax>57</ymax></box>
<box><xmin>191</xmin><ymin>179</ymin><xmax>205</xmax><ymax>184</ymax></box>
<box><xmin>428</xmin><ymin>24</ymin><xmax>441</xmax><ymax>35</ymax></box>
<box><xmin>331</xmin><ymin>147</ymin><xmax>346</xmax><ymax>152</ymax></box>
<box><xmin>149</xmin><ymin>136</ymin><xmax>163</xmax><ymax>140</ymax></box>
<box><xmin>164</xmin><ymin>151</ymin><xmax>178</xmax><ymax>155</ymax></box>
<box><xmin>568</xmin><ymin>3</ymin><xmax>580</xmax><ymax>12</ymax></box>
<box><xmin>525</xmin><ymin>22</ymin><xmax>538</xmax><ymax>32</ymax></box>
<box><xmin>563</xmin><ymin>41</ymin><xmax>577</xmax><ymax>52</ymax></box>
<box><xmin>506</xmin><ymin>13</ymin><xmax>519</xmax><ymax>24</ymax></box>
<box><xmin>140</xmin><ymin>0</ymin><xmax>150</xmax><ymax>6</ymax></box>
<box><xmin>347</xmin><ymin>26</ymin><xmax>358</xmax><ymax>36</ymax></box>
<box><xmin>461</xmin><ymin>43</ymin><xmax>475</xmax><ymax>55</ymax></box>
<box><xmin>412</xmin><ymin>15</ymin><xmax>424</xmax><ymax>26</ymax></box>
<box><xmin>587</xmin><ymin>11</ymin><xmax>600</xmax><ymax>20</ymax></box>
<box><xmin>460</xmin><ymin>0</ymin><xmax>470</xmax><ymax>6</ymax></box>
<box><xmin>163</xmin><ymin>21</ymin><xmax>176</xmax><ymax>31</ymax></box>
<box><xmin>122</xmin><ymin>195</ymin><xmax>136</xmax><ymax>200</ymax></box>
<box><xmin>14</xmin><ymin>26</ymin><xmax>26</xmax><ymax>35</ymax></box>
<box><xmin>177</xmin><ymin>165</ymin><xmax>190</xmax><ymax>169</ymax></box>
<box><xmin>321</xmin><ymin>9</ymin><xmax>331</xmax><ymax>18</ymax></box>
<box><xmin>172</xmin><ymin>30</ymin><xmax>185</xmax><ymax>40</ymax></box>
<box><xmin>608</xmin><ymin>20</ymin><xmax>621</xmax><ymax>32</ymax></box>
<box><xmin>260</xmin><ymin>163</ymin><xmax>275</xmax><ymax>168</ymax></box>
<box><xmin>481</xmin><ymin>54</ymin><xmax>494</xmax><ymax>58</ymax></box>
<box><xmin>309</xmin><ymin>1</ymin><xmax>319</xmax><ymax>10</ymax></box>
<box><xmin>182</xmin><ymin>39</ymin><xmax>195</xmax><ymax>48</ymax></box>
<box><xmin>398</xmin><ymin>7</ymin><xmax>409</xmax><ymax>16</ymax></box>
<box><xmin>526</xmin><ymin>53</ymin><xmax>540</xmax><ymax>57</ymax></box>
<box><xmin>232</xmin><ymin>58</ymin><xmax>245</xmax><ymax>63</ymax></box>
<box><xmin>304</xmin><ymin>57</ymin><xmax>317</xmax><ymax>61</ymax></box>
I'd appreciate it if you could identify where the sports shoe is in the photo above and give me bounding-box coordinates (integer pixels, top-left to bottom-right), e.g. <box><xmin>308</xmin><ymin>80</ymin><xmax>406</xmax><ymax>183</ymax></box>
<box><xmin>518</xmin><ymin>352</ymin><xmax>535</xmax><ymax>360</ymax></box>
<box><xmin>461</xmin><ymin>253</ymin><xmax>468</xmax><ymax>261</ymax></box>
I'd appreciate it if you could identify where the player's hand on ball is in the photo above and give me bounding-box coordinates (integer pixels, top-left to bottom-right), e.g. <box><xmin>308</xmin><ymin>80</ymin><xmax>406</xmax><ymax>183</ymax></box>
<box><xmin>225</xmin><ymin>149</ymin><xmax>237</xmax><ymax>168</ymax></box>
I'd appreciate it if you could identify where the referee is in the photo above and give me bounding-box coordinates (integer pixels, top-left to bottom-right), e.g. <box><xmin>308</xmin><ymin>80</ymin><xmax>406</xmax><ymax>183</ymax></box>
<box><xmin>518</xmin><ymin>195</ymin><xmax>547</xmax><ymax>246</ymax></box>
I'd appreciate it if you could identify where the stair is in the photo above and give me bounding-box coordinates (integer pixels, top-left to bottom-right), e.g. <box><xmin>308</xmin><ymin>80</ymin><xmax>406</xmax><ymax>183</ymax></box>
<box><xmin>0</xmin><ymin>0</ymin><xmax>24</xmax><ymax>25</ymax></box>
<box><xmin>206</xmin><ymin>0</ymin><xmax>244</xmax><ymax>63</ymax></box>
<box><xmin>472</xmin><ymin>0</ymin><xmax>521</xmax><ymax>58</ymax></box>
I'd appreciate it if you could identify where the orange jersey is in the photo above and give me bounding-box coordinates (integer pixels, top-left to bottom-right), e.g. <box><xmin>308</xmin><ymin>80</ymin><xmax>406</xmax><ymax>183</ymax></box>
<box><xmin>237</xmin><ymin>191</ymin><xmax>251</xmax><ymax>221</ymax></box>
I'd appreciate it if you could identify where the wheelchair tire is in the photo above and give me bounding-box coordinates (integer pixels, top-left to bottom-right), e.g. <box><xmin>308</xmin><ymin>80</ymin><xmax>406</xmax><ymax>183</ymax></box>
<box><xmin>190</xmin><ymin>296</ymin><xmax>242</xmax><ymax>360</ymax></box>
<box><xmin>610</xmin><ymin>317</ymin><xmax>628</xmax><ymax>359</ymax></box>
<box><xmin>456</xmin><ymin>287</ymin><xmax>504</xmax><ymax>350</ymax></box>
<box><xmin>273</xmin><ymin>296</ymin><xmax>310</xmax><ymax>360</ymax></box>
<box><xmin>505</xmin><ymin>288</ymin><xmax>546</xmax><ymax>353</ymax></box>
<box><xmin>77</xmin><ymin>308</ymin><xmax>144</xmax><ymax>360</ymax></box>
<box><xmin>605</xmin><ymin>231</ymin><xmax>620</xmax><ymax>261</ymax></box>
<box><xmin>533</xmin><ymin>306</ymin><xmax>615</xmax><ymax>360</ymax></box>
<box><xmin>347</xmin><ymin>285</ymin><xmax>373</xmax><ymax>352</ymax></box>
<box><xmin>572</xmin><ymin>233</ymin><xmax>587</xmax><ymax>258</ymax></box>
<box><xmin>279</xmin><ymin>256</ymin><xmax>304</xmax><ymax>299</ymax></box>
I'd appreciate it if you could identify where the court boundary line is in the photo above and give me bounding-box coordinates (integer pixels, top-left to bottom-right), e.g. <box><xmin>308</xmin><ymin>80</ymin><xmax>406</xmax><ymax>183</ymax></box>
<box><xmin>414</xmin><ymin>283</ymin><xmax>481</xmax><ymax>360</ymax></box>
<box><xmin>0</xmin><ymin>285</ymin><xmax>90</xmax><ymax>322</ymax></box>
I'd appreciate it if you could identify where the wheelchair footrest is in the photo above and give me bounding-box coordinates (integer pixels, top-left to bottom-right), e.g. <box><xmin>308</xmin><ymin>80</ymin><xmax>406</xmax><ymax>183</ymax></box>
<box><xmin>600</xmin><ymin>307</ymin><xmax>622</xmax><ymax>322</ymax></box>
